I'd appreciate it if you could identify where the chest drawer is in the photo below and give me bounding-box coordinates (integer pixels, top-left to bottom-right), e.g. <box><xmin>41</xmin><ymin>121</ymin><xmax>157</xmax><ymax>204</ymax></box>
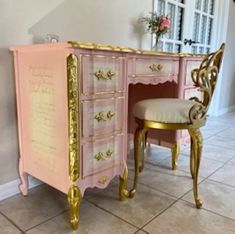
<box><xmin>81</xmin><ymin>54</ymin><xmax>125</xmax><ymax>95</ymax></box>
<box><xmin>82</xmin><ymin>134</ymin><xmax>124</xmax><ymax>178</ymax></box>
<box><xmin>128</xmin><ymin>57</ymin><xmax>179</xmax><ymax>77</ymax></box>
<box><xmin>185</xmin><ymin>60</ymin><xmax>202</xmax><ymax>86</ymax></box>
<box><xmin>82</xmin><ymin>97</ymin><xmax>125</xmax><ymax>138</ymax></box>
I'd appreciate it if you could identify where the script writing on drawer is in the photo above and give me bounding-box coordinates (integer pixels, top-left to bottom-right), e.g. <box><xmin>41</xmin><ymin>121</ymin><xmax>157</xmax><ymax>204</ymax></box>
<box><xmin>130</xmin><ymin>57</ymin><xmax>179</xmax><ymax>77</ymax></box>
<box><xmin>82</xmin><ymin>97</ymin><xmax>124</xmax><ymax>138</ymax></box>
<box><xmin>82</xmin><ymin>134</ymin><xmax>124</xmax><ymax>178</ymax></box>
<box><xmin>81</xmin><ymin>54</ymin><xmax>125</xmax><ymax>95</ymax></box>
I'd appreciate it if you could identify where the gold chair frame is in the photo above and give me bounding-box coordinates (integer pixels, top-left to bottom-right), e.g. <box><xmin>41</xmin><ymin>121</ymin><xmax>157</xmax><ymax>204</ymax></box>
<box><xmin>129</xmin><ymin>44</ymin><xmax>225</xmax><ymax>208</ymax></box>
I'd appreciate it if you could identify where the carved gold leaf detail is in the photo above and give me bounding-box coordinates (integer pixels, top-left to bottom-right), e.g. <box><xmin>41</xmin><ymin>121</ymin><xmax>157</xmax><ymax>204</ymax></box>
<box><xmin>94</xmin><ymin>149</ymin><xmax>114</xmax><ymax>161</ymax></box>
<box><xmin>98</xmin><ymin>176</ymin><xmax>109</xmax><ymax>185</ymax></box>
<box><xmin>149</xmin><ymin>64</ymin><xmax>163</xmax><ymax>72</ymax></box>
<box><xmin>94</xmin><ymin>70</ymin><xmax>115</xmax><ymax>80</ymax></box>
<box><xmin>67</xmin><ymin>54</ymin><xmax>79</xmax><ymax>182</ymax></box>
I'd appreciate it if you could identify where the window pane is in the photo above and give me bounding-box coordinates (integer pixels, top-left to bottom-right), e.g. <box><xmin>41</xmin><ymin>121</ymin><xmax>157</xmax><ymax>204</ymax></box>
<box><xmin>176</xmin><ymin>7</ymin><xmax>184</xmax><ymax>40</ymax></box>
<box><xmin>209</xmin><ymin>0</ymin><xmax>214</xmax><ymax>15</ymax></box>
<box><xmin>192</xmin><ymin>46</ymin><xmax>197</xmax><ymax>54</ymax></box>
<box><xmin>203</xmin><ymin>0</ymin><xmax>209</xmax><ymax>13</ymax></box>
<box><xmin>167</xmin><ymin>3</ymin><xmax>176</xmax><ymax>39</ymax></box>
<box><xmin>157</xmin><ymin>0</ymin><xmax>165</xmax><ymax>15</ymax></box>
<box><xmin>193</xmin><ymin>13</ymin><xmax>200</xmax><ymax>41</ymax></box>
<box><xmin>206</xmin><ymin>47</ymin><xmax>210</xmax><ymax>54</ymax></box>
<box><xmin>165</xmin><ymin>42</ymin><xmax>174</xmax><ymax>52</ymax></box>
<box><xmin>200</xmin><ymin>15</ymin><xmax>207</xmax><ymax>43</ymax></box>
<box><xmin>199</xmin><ymin>47</ymin><xmax>204</xmax><ymax>53</ymax></box>
<box><xmin>195</xmin><ymin>0</ymin><xmax>202</xmax><ymax>10</ymax></box>
<box><xmin>207</xmin><ymin>18</ymin><xmax>213</xmax><ymax>45</ymax></box>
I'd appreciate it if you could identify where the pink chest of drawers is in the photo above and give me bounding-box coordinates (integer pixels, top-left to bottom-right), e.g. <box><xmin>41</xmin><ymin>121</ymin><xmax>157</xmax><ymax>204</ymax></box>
<box><xmin>11</xmin><ymin>41</ymin><xmax>203</xmax><ymax>229</ymax></box>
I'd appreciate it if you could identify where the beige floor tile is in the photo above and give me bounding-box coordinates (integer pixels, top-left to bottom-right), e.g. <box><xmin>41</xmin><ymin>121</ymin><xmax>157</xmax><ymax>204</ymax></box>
<box><xmin>181</xmin><ymin>143</ymin><xmax>235</xmax><ymax>163</ymax></box>
<box><xmin>182</xmin><ymin>180</ymin><xmax>235</xmax><ymax>220</ymax></box>
<box><xmin>26</xmin><ymin>201</ymin><xmax>137</xmax><ymax>234</ymax></box>
<box><xmin>217</xmin><ymin>127</ymin><xmax>235</xmax><ymax>140</ymax></box>
<box><xmin>209</xmin><ymin>164</ymin><xmax>235</xmax><ymax>187</ymax></box>
<box><xmin>131</xmin><ymin>164</ymin><xmax>201</xmax><ymax>198</ymax></box>
<box><xmin>160</xmin><ymin>154</ymin><xmax>224</xmax><ymax>178</ymax></box>
<box><xmin>143</xmin><ymin>200</ymin><xmax>235</xmax><ymax>234</ymax></box>
<box><xmin>206</xmin><ymin>135</ymin><xmax>235</xmax><ymax>150</ymax></box>
<box><xmin>0</xmin><ymin>213</ymin><xmax>21</xmax><ymax>234</ymax></box>
<box><xmin>135</xmin><ymin>230</ymin><xmax>148</xmax><ymax>234</ymax></box>
<box><xmin>0</xmin><ymin>184</ymin><xmax>67</xmax><ymax>231</ymax></box>
<box><xmin>85</xmin><ymin>181</ymin><xmax>175</xmax><ymax>228</ymax></box>
<box><xmin>228</xmin><ymin>157</ymin><xmax>235</xmax><ymax>167</ymax></box>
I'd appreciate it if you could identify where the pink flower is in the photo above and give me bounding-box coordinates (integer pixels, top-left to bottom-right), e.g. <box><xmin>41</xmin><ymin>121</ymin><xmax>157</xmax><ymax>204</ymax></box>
<box><xmin>159</xmin><ymin>17</ymin><xmax>171</xmax><ymax>30</ymax></box>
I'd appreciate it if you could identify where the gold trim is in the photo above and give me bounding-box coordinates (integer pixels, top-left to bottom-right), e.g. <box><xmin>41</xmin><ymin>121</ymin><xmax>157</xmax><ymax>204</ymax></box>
<box><xmin>67</xmin><ymin>54</ymin><xmax>80</xmax><ymax>182</ymax></box>
<box><xmin>68</xmin><ymin>41</ymin><xmax>205</xmax><ymax>57</ymax></box>
<box><xmin>95</xmin><ymin>111</ymin><xmax>106</xmax><ymax>122</ymax></box>
<box><xmin>106</xmin><ymin>110</ymin><xmax>115</xmax><ymax>120</ymax></box>
<box><xmin>82</xmin><ymin>96</ymin><xmax>124</xmax><ymax>102</ymax></box>
<box><xmin>94</xmin><ymin>69</ymin><xmax>115</xmax><ymax>81</ymax></box>
<box><xmin>119</xmin><ymin>164</ymin><xmax>129</xmax><ymax>201</ymax></box>
<box><xmin>98</xmin><ymin>176</ymin><xmax>109</xmax><ymax>185</ymax></box>
<box><xmin>68</xmin><ymin>185</ymin><xmax>82</xmax><ymax>230</ymax></box>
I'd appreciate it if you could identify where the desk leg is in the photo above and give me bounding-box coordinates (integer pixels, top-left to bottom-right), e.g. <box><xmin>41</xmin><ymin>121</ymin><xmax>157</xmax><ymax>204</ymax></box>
<box><xmin>19</xmin><ymin>157</ymin><xmax>28</xmax><ymax>196</ymax></box>
<box><xmin>119</xmin><ymin>164</ymin><xmax>129</xmax><ymax>201</ymax></box>
<box><xmin>68</xmin><ymin>185</ymin><xmax>82</xmax><ymax>230</ymax></box>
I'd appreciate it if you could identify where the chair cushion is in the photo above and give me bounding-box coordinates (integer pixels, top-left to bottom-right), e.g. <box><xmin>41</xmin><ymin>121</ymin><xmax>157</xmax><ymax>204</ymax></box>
<box><xmin>133</xmin><ymin>98</ymin><xmax>195</xmax><ymax>123</ymax></box>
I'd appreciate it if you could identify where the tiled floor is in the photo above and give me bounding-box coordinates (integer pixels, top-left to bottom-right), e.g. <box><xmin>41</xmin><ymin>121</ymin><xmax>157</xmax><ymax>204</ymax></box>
<box><xmin>1</xmin><ymin>112</ymin><xmax>235</xmax><ymax>233</ymax></box>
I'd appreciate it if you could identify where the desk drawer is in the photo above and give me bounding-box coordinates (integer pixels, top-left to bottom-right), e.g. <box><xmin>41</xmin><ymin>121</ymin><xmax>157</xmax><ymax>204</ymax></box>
<box><xmin>82</xmin><ymin>134</ymin><xmax>124</xmax><ymax>178</ymax></box>
<box><xmin>81</xmin><ymin>55</ymin><xmax>125</xmax><ymax>95</ymax></box>
<box><xmin>128</xmin><ymin>57</ymin><xmax>179</xmax><ymax>77</ymax></box>
<box><xmin>185</xmin><ymin>60</ymin><xmax>202</xmax><ymax>86</ymax></box>
<box><xmin>82</xmin><ymin>97</ymin><xmax>125</xmax><ymax>137</ymax></box>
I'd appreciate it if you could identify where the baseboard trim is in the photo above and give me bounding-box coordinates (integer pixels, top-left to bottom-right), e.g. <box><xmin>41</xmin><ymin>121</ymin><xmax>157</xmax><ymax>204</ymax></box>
<box><xmin>0</xmin><ymin>177</ymin><xmax>42</xmax><ymax>201</ymax></box>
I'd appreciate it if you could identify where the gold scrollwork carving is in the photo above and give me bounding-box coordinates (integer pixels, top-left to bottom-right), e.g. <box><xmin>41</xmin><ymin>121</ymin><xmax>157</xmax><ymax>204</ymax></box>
<box><xmin>94</xmin><ymin>69</ymin><xmax>115</xmax><ymax>80</ymax></box>
<box><xmin>67</xmin><ymin>54</ymin><xmax>80</xmax><ymax>182</ymax></box>
<box><xmin>98</xmin><ymin>176</ymin><xmax>109</xmax><ymax>185</ymax></box>
<box><xmin>95</xmin><ymin>111</ymin><xmax>115</xmax><ymax>122</ymax></box>
<box><xmin>94</xmin><ymin>149</ymin><xmax>114</xmax><ymax>161</ymax></box>
<box><xmin>68</xmin><ymin>185</ymin><xmax>82</xmax><ymax>230</ymax></box>
<box><xmin>149</xmin><ymin>64</ymin><xmax>163</xmax><ymax>72</ymax></box>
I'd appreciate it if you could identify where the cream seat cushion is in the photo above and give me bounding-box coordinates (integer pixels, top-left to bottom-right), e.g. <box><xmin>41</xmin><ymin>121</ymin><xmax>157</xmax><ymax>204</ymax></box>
<box><xmin>133</xmin><ymin>98</ymin><xmax>195</xmax><ymax>124</ymax></box>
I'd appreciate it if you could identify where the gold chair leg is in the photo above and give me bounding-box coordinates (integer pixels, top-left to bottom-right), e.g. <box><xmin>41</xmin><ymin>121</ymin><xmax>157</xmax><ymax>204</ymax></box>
<box><xmin>188</xmin><ymin>128</ymin><xmax>203</xmax><ymax>209</ymax></box>
<box><xmin>68</xmin><ymin>185</ymin><xmax>82</xmax><ymax>230</ymax></box>
<box><xmin>119</xmin><ymin>164</ymin><xmax>129</xmax><ymax>201</ymax></box>
<box><xmin>171</xmin><ymin>143</ymin><xmax>180</xmax><ymax>170</ymax></box>
<box><xmin>129</xmin><ymin>126</ymin><xmax>147</xmax><ymax>198</ymax></box>
<box><xmin>190</xmin><ymin>137</ymin><xmax>195</xmax><ymax>179</ymax></box>
<box><xmin>139</xmin><ymin>131</ymin><xmax>148</xmax><ymax>173</ymax></box>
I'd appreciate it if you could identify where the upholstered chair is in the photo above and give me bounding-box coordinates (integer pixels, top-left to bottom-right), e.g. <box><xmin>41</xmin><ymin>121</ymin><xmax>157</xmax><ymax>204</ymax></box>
<box><xmin>129</xmin><ymin>44</ymin><xmax>225</xmax><ymax>208</ymax></box>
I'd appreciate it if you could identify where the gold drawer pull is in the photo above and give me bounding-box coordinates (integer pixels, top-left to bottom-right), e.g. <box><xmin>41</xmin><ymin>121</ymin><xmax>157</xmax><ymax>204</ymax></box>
<box><xmin>98</xmin><ymin>176</ymin><xmax>109</xmax><ymax>185</ymax></box>
<box><xmin>149</xmin><ymin>64</ymin><xmax>163</xmax><ymax>72</ymax></box>
<box><xmin>106</xmin><ymin>111</ymin><xmax>115</xmax><ymax>120</ymax></box>
<box><xmin>95</xmin><ymin>112</ymin><xmax>106</xmax><ymax>122</ymax></box>
<box><xmin>94</xmin><ymin>149</ymin><xmax>114</xmax><ymax>161</ymax></box>
<box><xmin>94</xmin><ymin>70</ymin><xmax>115</xmax><ymax>80</ymax></box>
<box><xmin>95</xmin><ymin>111</ymin><xmax>115</xmax><ymax>122</ymax></box>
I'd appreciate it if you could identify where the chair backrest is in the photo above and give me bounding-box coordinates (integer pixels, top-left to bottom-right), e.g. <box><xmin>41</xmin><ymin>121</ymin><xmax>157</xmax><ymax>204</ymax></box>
<box><xmin>189</xmin><ymin>43</ymin><xmax>225</xmax><ymax>124</ymax></box>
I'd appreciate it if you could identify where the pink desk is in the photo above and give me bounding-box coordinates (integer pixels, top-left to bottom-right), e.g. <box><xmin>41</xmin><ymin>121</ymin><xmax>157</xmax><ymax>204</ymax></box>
<box><xmin>11</xmin><ymin>41</ymin><xmax>203</xmax><ymax>229</ymax></box>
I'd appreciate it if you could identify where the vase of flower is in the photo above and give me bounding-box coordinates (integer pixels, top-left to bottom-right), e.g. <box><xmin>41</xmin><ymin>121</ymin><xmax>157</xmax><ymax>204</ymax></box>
<box><xmin>142</xmin><ymin>12</ymin><xmax>171</xmax><ymax>51</ymax></box>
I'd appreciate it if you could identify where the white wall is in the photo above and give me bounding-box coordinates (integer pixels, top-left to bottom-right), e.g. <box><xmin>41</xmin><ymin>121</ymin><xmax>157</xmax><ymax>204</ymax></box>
<box><xmin>216</xmin><ymin>1</ymin><xmax>235</xmax><ymax>114</ymax></box>
<box><xmin>0</xmin><ymin>0</ymin><xmax>152</xmax><ymax>186</ymax></box>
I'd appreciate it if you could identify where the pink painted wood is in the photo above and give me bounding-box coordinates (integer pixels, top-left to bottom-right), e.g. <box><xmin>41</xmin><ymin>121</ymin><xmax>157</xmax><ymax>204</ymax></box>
<box><xmin>11</xmin><ymin>42</ymin><xmax>202</xmax><ymax>206</ymax></box>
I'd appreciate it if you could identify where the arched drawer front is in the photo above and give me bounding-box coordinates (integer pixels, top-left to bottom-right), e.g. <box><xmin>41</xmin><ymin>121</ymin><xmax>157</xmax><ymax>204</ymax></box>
<box><xmin>82</xmin><ymin>97</ymin><xmax>125</xmax><ymax>138</ymax></box>
<box><xmin>82</xmin><ymin>134</ymin><xmax>124</xmax><ymax>178</ymax></box>
<box><xmin>81</xmin><ymin>54</ymin><xmax>125</xmax><ymax>95</ymax></box>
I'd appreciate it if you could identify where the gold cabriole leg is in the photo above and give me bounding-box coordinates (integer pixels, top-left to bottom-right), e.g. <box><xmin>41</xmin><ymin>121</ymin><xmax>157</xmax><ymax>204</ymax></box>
<box><xmin>119</xmin><ymin>164</ymin><xmax>129</xmax><ymax>201</ymax></box>
<box><xmin>188</xmin><ymin>128</ymin><xmax>203</xmax><ymax>209</ymax></box>
<box><xmin>190</xmin><ymin>137</ymin><xmax>195</xmax><ymax>179</ymax></box>
<box><xmin>129</xmin><ymin>126</ymin><xmax>147</xmax><ymax>198</ymax></box>
<box><xmin>68</xmin><ymin>185</ymin><xmax>82</xmax><ymax>230</ymax></box>
<box><xmin>139</xmin><ymin>131</ymin><xmax>149</xmax><ymax>173</ymax></box>
<box><xmin>171</xmin><ymin>143</ymin><xmax>180</xmax><ymax>170</ymax></box>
